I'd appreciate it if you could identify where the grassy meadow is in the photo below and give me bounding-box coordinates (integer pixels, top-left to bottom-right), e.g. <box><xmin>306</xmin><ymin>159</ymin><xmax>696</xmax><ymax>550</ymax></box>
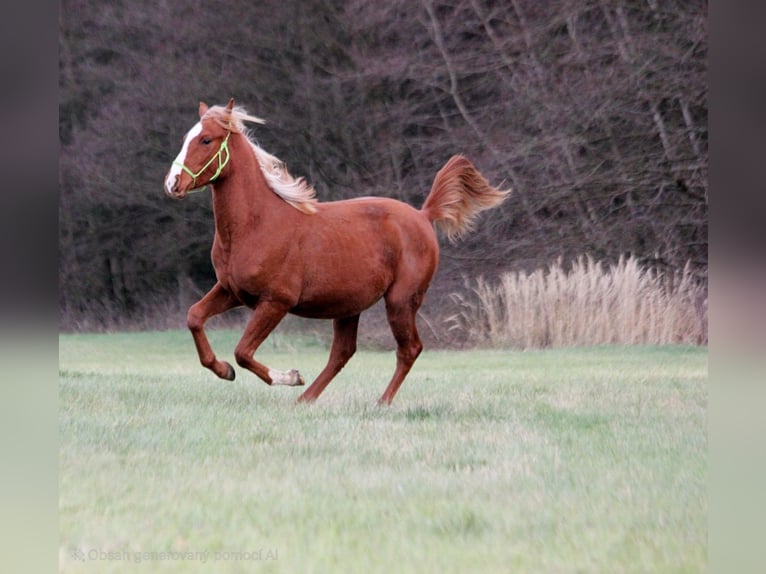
<box><xmin>59</xmin><ymin>329</ymin><xmax>707</xmax><ymax>573</ymax></box>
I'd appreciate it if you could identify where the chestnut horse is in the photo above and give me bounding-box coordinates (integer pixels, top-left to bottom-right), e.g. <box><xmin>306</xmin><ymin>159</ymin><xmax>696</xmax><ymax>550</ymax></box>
<box><xmin>164</xmin><ymin>99</ymin><xmax>509</xmax><ymax>405</ymax></box>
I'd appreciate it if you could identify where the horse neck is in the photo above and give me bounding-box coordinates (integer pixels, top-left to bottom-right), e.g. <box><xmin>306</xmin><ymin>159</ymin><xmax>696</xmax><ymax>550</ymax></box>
<box><xmin>211</xmin><ymin>135</ymin><xmax>289</xmax><ymax>244</ymax></box>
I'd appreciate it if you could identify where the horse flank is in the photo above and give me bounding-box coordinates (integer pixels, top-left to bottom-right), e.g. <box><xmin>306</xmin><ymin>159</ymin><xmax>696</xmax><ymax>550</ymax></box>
<box><xmin>203</xmin><ymin>105</ymin><xmax>318</xmax><ymax>214</ymax></box>
<box><xmin>421</xmin><ymin>155</ymin><xmax>511</xmax><ymax>242</ymax></box>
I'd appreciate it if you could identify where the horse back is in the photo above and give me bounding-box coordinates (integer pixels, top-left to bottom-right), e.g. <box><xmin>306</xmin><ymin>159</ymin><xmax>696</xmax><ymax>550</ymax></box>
<box><xmin>313</xmin><ymin>196</ymin><xmax>438</xmax><ymax>263</ymax></box>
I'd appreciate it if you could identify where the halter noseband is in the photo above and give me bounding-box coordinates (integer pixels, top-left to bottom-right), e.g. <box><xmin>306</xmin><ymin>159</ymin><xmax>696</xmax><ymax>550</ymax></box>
<box><xmin>173</xmin><ymin>131</ymin><xmax>231</xmax><ymax>188</ymax></box>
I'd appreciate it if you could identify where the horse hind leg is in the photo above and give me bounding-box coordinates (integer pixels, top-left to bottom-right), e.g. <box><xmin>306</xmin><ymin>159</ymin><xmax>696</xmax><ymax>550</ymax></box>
<box><xmin>378</xmin><ymin>293</ymin><xmax>424</xmax><ymax>406</ymax></box>
<box><xmin>297</xmin><ymin>314</ymin><xmax>360</xmax><ymax>404</ymax></box>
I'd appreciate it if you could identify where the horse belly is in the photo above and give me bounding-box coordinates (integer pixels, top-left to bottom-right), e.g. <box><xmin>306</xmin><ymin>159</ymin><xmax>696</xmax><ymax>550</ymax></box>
<box><xmin>289</xmin><ymin>242</ymin><xmax>394</xmax><ymax>318</ymax></box>
<box><xmin>290</xmin><ymin>269</ymin><xmax>391</xmax><ymax>319</ymax></box>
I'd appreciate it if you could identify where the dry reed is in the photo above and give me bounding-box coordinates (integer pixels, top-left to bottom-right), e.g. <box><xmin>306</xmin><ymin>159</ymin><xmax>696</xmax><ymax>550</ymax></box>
<box><xmin>448</xmin><ymin>255</ymin><xmax>707</xmax><ymax>348</ymax></box>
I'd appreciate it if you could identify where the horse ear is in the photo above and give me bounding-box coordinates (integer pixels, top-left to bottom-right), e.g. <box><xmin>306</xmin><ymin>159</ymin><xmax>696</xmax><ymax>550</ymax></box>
<box><xmin>198</xmin><ymin>101</ymin><xmax>209</xmax><ymax>118</ymax></box>
<box><xmin>226</xmin><ymin>98</ymin><xmax>235</xmax><ymax>111</ymax></box>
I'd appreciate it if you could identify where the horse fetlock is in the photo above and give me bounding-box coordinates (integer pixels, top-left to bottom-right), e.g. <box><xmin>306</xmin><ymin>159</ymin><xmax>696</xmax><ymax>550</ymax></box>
<box><xmin>269</xmin><ymin>368</ymin><xmax>305</xmax><ymax>386</ymax></box>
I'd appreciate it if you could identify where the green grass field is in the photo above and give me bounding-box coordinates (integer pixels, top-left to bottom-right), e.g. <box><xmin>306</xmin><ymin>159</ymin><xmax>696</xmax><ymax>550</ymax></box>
<box><xmin>59</xmin><ymin>330</ymin><xmax>707</xmax><ymax>573</ymax></box>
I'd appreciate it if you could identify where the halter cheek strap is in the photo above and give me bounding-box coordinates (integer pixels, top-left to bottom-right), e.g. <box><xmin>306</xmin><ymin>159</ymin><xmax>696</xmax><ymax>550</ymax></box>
<box><xmin>173</xmin><ymin>132</ymin><xmax>231</xmax><ymax>188</ymax></box>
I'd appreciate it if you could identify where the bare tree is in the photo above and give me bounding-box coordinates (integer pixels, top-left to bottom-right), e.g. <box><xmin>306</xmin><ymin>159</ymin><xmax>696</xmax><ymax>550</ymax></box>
<box><xmin>59</xmin><ymin>0</ymin><xmax>707</xmax><ymax>329</ymax></box>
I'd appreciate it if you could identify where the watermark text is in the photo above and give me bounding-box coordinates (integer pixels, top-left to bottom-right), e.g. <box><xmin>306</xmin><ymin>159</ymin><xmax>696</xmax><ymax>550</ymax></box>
<box><xmin>70</xmin><ymin>547</ymin><xmax>279</xmax><ymax>564</ymax></box>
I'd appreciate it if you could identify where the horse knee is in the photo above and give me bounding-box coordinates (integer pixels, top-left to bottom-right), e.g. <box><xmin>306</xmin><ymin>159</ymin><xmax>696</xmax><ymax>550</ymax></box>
<box><xmin>234</xmin><ymin>346</ymin><xmax>251</xmax><ymax>368</ymax></box>
<box><xmin>341</xmin><ymin>340</ymin><xmax>357</xmax><ymax>362</ymax></box>
<box><xmin>412</xmin><ymin>340</ymin><xmax>423</xmax><ymax>360</ymax></box>
<box><xmin>186</xmin><ymin>306</ymin><xmax>204</xmax><ymax>332</ymax></box>
<box><xmin>325</xmin><ymin>341</ymin><xmax>355</xmax><ymax>375</ymax></box>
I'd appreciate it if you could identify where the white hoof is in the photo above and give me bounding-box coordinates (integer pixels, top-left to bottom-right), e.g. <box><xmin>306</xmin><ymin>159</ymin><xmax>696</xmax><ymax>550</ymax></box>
<box><xmin>269</xmin><ymin>368</ymin><xmax>305</xmax><ymax>386</ymax></box>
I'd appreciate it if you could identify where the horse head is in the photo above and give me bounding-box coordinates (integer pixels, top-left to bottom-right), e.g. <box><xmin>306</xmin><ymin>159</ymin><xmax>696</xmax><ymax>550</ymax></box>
<box><xmin>164</xmin><ymin>99</ymin><xmax>236</xmax><ymax>199</ymax></box>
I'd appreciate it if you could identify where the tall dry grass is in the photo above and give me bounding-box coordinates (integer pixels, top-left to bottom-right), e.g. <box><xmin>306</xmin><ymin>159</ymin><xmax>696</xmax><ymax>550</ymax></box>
<box><xmin>448</xmin><ymin>255</ymin><xmax>707</xmax><ymax>348</ymax></box>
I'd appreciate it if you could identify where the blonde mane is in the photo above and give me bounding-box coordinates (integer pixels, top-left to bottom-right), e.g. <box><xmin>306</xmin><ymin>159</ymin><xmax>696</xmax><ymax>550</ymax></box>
<box><xmin>203</xmin><ymin>105</ymin><xmax>318</xmax><ymax>214</ymax></box>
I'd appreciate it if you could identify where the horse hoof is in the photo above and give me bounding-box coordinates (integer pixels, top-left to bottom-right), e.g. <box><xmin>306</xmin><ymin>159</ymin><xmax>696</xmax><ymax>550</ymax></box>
<box><xmin>222</xmin><ymin>362</ymin><xmax>236</xmax><ymax>381</ymax></box>
<box><xmin>289</xmin><ymin>369</ymin><xmax>305</xmax><ymax>386</ymax></box>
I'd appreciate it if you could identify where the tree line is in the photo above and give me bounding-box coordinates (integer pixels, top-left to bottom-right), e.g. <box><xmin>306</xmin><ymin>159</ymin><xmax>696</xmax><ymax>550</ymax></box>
<box><xmin>59</xmin><ymin>0</ymin><xmax>707</xmax><ymax>330</ymax></box>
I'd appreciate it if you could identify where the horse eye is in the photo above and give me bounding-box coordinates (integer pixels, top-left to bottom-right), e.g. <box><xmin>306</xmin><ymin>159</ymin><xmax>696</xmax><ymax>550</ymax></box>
<box><xmin>201</xmin><ymin>137</ymin><xmax>212</xmax><ymax>145</ymax></box>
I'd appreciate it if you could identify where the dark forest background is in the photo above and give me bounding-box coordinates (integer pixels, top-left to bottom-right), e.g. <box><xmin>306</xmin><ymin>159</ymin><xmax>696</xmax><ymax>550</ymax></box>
<box><xmin>58</xmin><ymin>0</ymin><xmax>707</xmax><ymax>332</ymax></box>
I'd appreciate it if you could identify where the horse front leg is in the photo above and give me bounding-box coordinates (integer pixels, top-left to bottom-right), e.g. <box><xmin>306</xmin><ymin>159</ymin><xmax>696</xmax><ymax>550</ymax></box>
<box><xmin>187</xmin><ymin>282</ymin><xmax>239</xmax><ymax>380</ymax></box>
<box><xmin>234</xmin><ymin>301</ymin><xmax>304</xmax><ymax>386</ymax></box>
<box><xmin>297</xmin><ymin>314</ymin><xmax>360</xmax><ymax>403</ymax></box>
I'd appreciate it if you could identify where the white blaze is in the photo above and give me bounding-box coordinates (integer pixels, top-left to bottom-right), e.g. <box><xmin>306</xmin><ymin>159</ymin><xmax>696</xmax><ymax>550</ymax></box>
<box><xmin>165</xmin><ymin>122</ymin><xmax>203</xmax><ymax>195</ymax></box>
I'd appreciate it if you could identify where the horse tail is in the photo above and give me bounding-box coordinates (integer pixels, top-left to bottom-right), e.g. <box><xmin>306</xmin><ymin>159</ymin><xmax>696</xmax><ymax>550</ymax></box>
<box><xmin>421</xmin><ymin>155</ymin><xmax>510</xmax><ymax>242</ymax></box>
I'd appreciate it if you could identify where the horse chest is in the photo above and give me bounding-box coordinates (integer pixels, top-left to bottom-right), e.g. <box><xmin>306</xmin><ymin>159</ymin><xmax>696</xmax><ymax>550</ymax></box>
<box><xmin>211</xmin><ymin>242</ymin><xmax>231</xmax><ymax>277</ymax></box>
<box><xmin>211</xmin><ymin>243</ymin><xmax>285</xmax><ymax>300</ymax></box>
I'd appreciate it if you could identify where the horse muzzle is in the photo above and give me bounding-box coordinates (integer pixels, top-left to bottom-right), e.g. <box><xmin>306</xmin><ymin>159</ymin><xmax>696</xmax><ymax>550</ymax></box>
<box><xmin>164</xmin><ymin>173</ymin><xmax>189</xmax><ymax>199</ymax></box>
